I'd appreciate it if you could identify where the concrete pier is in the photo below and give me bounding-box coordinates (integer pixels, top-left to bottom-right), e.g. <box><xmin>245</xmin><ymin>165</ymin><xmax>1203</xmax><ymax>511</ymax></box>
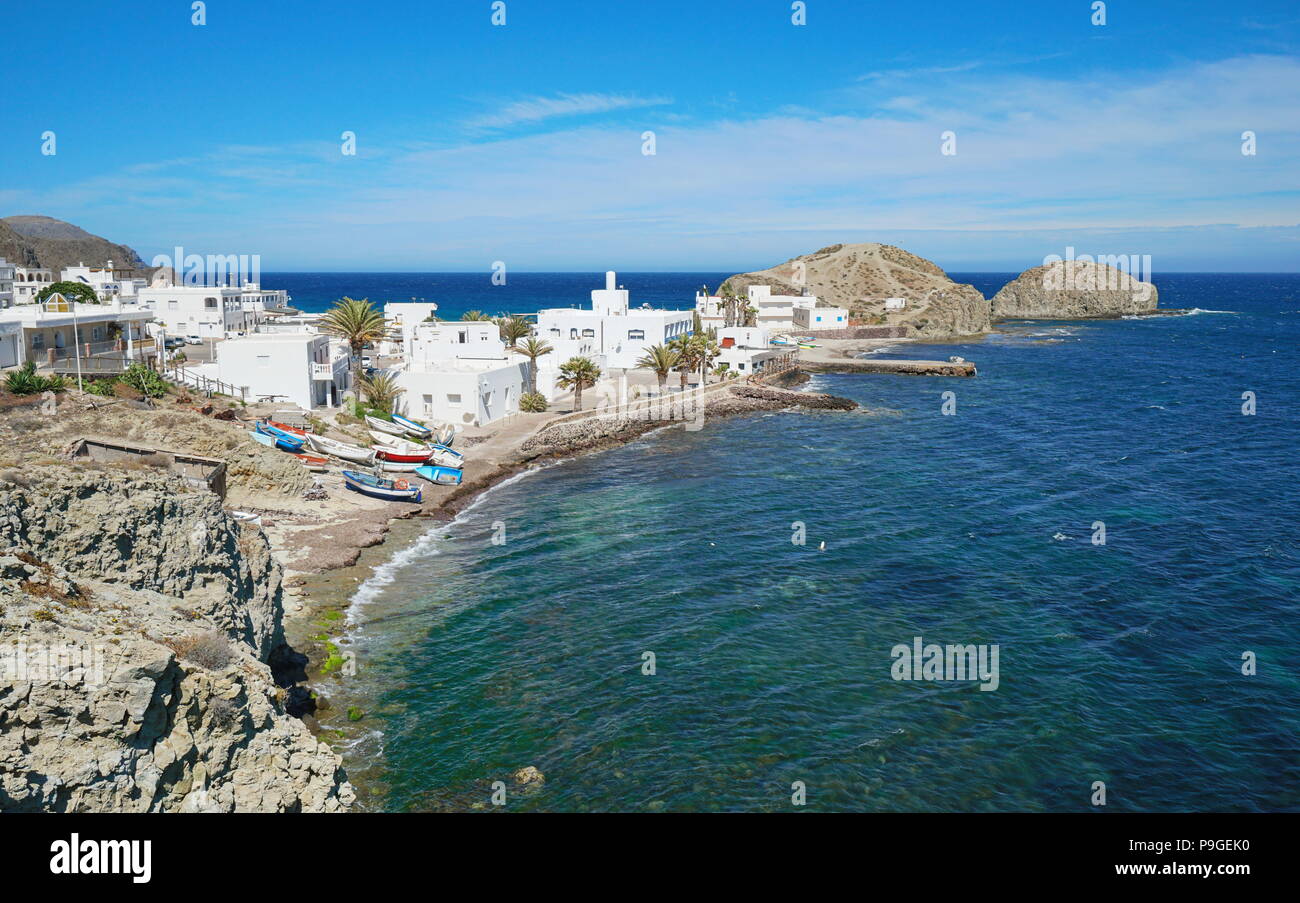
<box><xmin>803</xmin><ymin>358</ymin><xmax>977</xmax><ymax>377</ymax></box>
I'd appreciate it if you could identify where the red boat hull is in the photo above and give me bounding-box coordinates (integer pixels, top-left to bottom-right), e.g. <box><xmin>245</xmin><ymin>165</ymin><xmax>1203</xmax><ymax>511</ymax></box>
<box><xmin>375</xmin><ymin>449</ymin><xmax>431</xmax><ymax>463</ymax></box>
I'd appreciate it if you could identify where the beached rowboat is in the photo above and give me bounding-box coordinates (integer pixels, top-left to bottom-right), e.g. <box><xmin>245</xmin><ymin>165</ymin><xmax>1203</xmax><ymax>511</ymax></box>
<box><xmin>390</xmin><ymin>413</ymin><xmax>432</xmax><ymax>439</ymax></box>
<box><xmin>368</xmin><ymin>431</ymin><xmax>432</xmax><ymax>454</ymax></box>
<box><xmin>373</xmin><ymin>446</ymin><xmax>431</xmax><ymax>464</ymax></box>
<box><xmin>342</xmin><ymin>469</ymin><xmax>423</xmax><ymax>502</ymax></box>
<box><xmin>415</xmin><ymin>464</ymin><xmax>463</xmax><ymax>485</ymax></box>
<box><xmin>291</xmin><ymin>452</ymin><xmax>330</xmax><ymax>471</ymax></box>
<box><xmin>377</xmin><ymin>460</ymin><xmax>423</xmax><ymax>473</ymax></box>
<box><xmin>254</xmin><ymin>422</ymin><xmax>305</xmax><ymax>452</ymax></box>
<box><xmin>364</xmin><ymin>415</ymin><xmax>407</xmax><ymax>437</ymax></box>
<box><xmin>306</xmin><ymin>434</ymin><xmax>376</xmax><ymax>465</ymax></box>
<box><xmin>426</xmin><ymin>443</ymin><xmax>464</xmax><ymax>468</ymax></box>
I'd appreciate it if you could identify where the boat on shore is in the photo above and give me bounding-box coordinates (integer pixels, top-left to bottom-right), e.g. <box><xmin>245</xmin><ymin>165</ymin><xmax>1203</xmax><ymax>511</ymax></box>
<box><xmin>291</xmin><ymin>451</ymin><xmax>330</xmax><ymax>471</ymax></box>
<box><xmin>415</xmin><ymin>464</ymin><xmax>463</xmax><ymax>485</ymax></box>
<box><xmin>342</xmin><ymin>469</ymin><xmax>423</xmax><ymax>502</ymax></box>
<box><xmin>306</xmin><ymin>433</ymin><xmax>376</xmax><ymax>465</ymax></box>
<box><xmin>254</xmin><ymin>422</ymin><xmax>305</xmax><ymax>452</ymax></box>
<box><xmin>377</xmin><ymin>460</ymin><xmax>423</xmax><ymax>473</ymax></box>
<box><xmin>365</xmin><ymin>415</ymin><xmax>407</xmax><ymax>437</ymax></box>
<box><xmin>374</xmin><ymin>446</ymin><xmax>432</xmax><ymax>464</ymax></box>
<box><xmin>426</xmin><ymin>443</ymin><xmax>465</xmax><ymax>468</ymax></box>
<box><xmin>390</xmin><ymin>413</ymin><xmax>433</xmax><ymax>439</ymax></box>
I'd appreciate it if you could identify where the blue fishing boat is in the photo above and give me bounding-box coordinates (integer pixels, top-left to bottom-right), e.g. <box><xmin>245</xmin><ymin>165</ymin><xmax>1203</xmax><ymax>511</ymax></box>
<box><xmin>415</xmin><ymin>464</ymin><xmax>463</xmax><ymax>485</ymax></box>
<box><xmin>390</xmin><ymin>413</ymin><xmax>433</xmax><ymax>439</ymax></box>
<box><xmin>254</xmin><ymin>421</ymin><xmax>305</xmax><ymax>452</ymax></box>
<box><xmin>341</xmin><ymin>469</ymin><xmax>423</xmax><ymax>502</ymax></box>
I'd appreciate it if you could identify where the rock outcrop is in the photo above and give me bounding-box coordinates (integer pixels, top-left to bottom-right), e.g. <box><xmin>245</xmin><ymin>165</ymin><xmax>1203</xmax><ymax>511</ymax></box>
<box><xmin>0</xmin><ymin>468</ymin><xmax>353</xmax><ymax>812</ymax></box>
<box><xmin>0</xmin><ymin>215</ymin><xmax>153</xmax><ymax>280</ymax></box>
<box><xmin>991</xmin><ymin>260</ymin><xmax>1158</xmax><ymax>319</ymax></box>
<box><xmin>719</xmin><ymin>243</ymin><xmax>991</xmax><ymax>338</ymax></box>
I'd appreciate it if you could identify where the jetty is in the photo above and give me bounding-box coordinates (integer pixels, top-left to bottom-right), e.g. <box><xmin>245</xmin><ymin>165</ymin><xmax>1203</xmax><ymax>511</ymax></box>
<box><xmin>802</xmin><ymin>357</ymin><xmax>977</xmax><ymax>377</ymax></box>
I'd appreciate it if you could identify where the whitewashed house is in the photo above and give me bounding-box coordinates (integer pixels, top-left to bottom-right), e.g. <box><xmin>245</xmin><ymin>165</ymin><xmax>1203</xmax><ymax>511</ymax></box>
<box><xmin>61</xmin><ymin>261</ymin><xmax>148</xmax><ymax>302</ymax></box>
<box><xmin>716</xmin><ymin>326</ymin><xmax>782</xmax><ymax>376</ymax></box>
<box><xmin>793</xmin><ymin>306</ymin><xmax>849</xmax><ymax>330</ymax></box>
<box><xmin>393</xmin><ymin>321</ymin><xmax>527</xmax><ymax>427</ymax></box>
<box><xmin>211</xmin><ymin>332</ymin><xmax>350</xmax><ymax>408</ymax></box>
<box><xmin>536</xmin><ymin>271</ymin><xmax>693</xmax><ymax>371</ymax></box>
<box><xmin>136</xmin><ymin>285</ymin><xmax>263</xmax><ymax>338</ymax></box>
<box><xmin>381</xmin><ymin>301</ymin><xmax>440</xmax><ymax>355</ymax></box>
<box><xmin>0</xmin><ymin>259</ymin><xmax>13</xmax><ymax>309</ymax></box>
<box><xmin>11</xmin><ymin>266</ymin><xmax>53</xmax><ymax>305</ymax></box>
<box><xmin>0</xmin><ymin>295</ymin><xmax>154</xmax><ymax>369</ymax></box>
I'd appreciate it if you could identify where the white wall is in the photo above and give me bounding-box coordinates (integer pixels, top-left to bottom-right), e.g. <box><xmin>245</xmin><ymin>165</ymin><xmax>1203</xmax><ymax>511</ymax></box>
<box><xmin>395</xmin><ymin>361</ymin><xmax>527</xmax><ymax>426</ymax></box>
<box><xmin>793</xmin><ymin>307</ymin><xmax>849</xmax><ymax>330</ymax></box>
<box><xmin>216</xmin><ymin>334</ymin><xmax>335</xmax><ymax>409</ymax></box>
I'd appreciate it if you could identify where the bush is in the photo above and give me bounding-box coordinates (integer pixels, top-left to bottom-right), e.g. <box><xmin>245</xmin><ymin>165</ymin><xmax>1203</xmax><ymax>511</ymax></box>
<box><xmin>86</xmin><ymin>378</ymin><xmax>117</xmax><ymax>397</ymax></box>
<box><xmin>171</xmin><ymin>629</ymin><xmax>233</xmax><ymax>670</ymax></box>
<box><xmin>120</xmin><ymin>363</ymin><xmax>169</xmax><ymax>399</ymax></box>
<box><xmin>519</xmin><ymin>391</ymin><xmax>548</xmax><ymax>413</ymax></box>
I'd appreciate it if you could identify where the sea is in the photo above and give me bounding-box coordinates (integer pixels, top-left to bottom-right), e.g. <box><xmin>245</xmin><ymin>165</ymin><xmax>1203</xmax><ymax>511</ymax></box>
<box><xmin>269</xmin><ymin>272</ymin><xmax>1300</xmax><ymax>812</ymax></box>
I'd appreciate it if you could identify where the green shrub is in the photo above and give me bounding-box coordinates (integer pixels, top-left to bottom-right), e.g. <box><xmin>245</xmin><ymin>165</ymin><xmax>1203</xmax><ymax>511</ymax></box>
<box><xmin>86</xmin><ymin>378</ymin><xmax>118</xmax><ymax>397</ymax></box>
<box><xmin>519</xmin><ymin>391</ymin><xmax>548</xmax><ymax>413</ymax></box>
<box><xmin>120</xmin><ymin>363</ymin><xmax>169</xmax><ymax>399</ymax></box>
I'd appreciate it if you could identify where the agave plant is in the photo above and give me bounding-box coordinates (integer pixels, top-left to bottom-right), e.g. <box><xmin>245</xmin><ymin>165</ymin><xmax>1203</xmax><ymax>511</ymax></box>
<box><xmin>4</xmin><ymin>362</ymin><xmax>45</xmax><ymax>395</ymax></box>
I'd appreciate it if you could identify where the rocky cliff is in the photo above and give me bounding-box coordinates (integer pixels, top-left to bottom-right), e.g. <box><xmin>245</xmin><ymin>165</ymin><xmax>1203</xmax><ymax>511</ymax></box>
<box><xmin>0</xmin><ymin>215</ymin><xmax>153</xmax><ymax>278</ymax></box>
<box><xmin>0</xmin><ymin>467</ymin><xmax>353</xmax><ymax>812</ymax></box>
<box><xmin>720</xmin><ymin>243</ymin><xmax>991</xmax><ymax>338</ymax></box>
<box><xmin>990</xmin><ymin>260</ymin><xmax>1158</xmax><ymax>319</ymax></box>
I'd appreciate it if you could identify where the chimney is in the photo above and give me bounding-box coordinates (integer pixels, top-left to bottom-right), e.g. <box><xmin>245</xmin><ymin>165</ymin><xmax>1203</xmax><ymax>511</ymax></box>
<box><xmin>605</xmin><ymin>271</ymin><xmax>616</xmax><ymax>291</ymax></box>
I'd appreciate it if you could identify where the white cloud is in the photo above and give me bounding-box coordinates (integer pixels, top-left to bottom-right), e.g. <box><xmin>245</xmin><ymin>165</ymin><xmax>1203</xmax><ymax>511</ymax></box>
<box><xmin>465</xmin><ymin>92</ymin><xmax>672</xmax><ymax>129</ymax></box>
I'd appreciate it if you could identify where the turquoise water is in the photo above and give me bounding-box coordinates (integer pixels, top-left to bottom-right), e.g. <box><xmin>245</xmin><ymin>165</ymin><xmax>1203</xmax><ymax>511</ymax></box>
<box><xmin>336</xmin><ymin>274</ymin><xmax>1300</xmax><ymax>812</ymax></box>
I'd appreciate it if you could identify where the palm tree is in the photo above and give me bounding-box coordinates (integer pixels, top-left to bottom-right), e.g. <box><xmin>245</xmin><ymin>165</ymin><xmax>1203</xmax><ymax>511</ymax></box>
<box><xmin>668</xmin><ymin>334</ymin><xmax>695</xmax><ymax>389</ymax></box>
<box><xmin>694</xmin><ymin>334</ymin><xmax>720</xmax><ymax>385</ymax></box>
<box><xmin>635</xmin><ymin>344</ymin><xmax>680</xmax><ymax>390</ymax></box>
<box><xmin>319</xmin><ymin>297</ymin><xmax>388</xmax><ymax>394</ymax></box>
<box><xmin>358</xmin><ymin>371</ymin><xmax>404</xmax><ymax>413</ymax></box>
<box><xmin>516</xmin><ymin>337</ymin><xmax>554</xmax><ymax>394</ymax></box>
<box><xmin>461</xmin><ymin>310</ymin><xmax>492</xmax><ymax>321</ymax></box>
<box><xmin>556</xmin><ymin>356</ymin><xmax>601</xmax><ymax>412</ymax></box>
<box><xmin>499</xmin><ymin>317</ymin><xmax>532</xmax><ymax>347</ymax></box>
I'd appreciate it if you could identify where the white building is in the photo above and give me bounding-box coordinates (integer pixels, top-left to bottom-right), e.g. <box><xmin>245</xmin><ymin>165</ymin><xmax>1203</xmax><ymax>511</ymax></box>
<box><xmin>884</xmin><ymin>297</ymin><xmax>907</xmax><ymax>311</ymax></box>
<box><xmin>694</xmin><ymin>284</ymin><xmax>824</xmax><ymax>331</ymax></box>
<box><xmin>536</xmin><ymin>271</ymin><xmax>694</xmax><ymax>372</ymax></box>
<box><xmin>210</xmin><ymin>332</ymin><xmax>350</xmax><ymax>409</ymax></box>
<box><xmin>716</xmin><ymin>326</ymin><xmax>782</xmax><ymax>376</ymax></box>
<box><xmin>393</xmin><ymin>320</ymin><xmax>527</xmax><ymax>427</ymax></box>
<box><xmin>382</xmin><ymin>301</ymin><xmax>440</xmax><ymax>355</ymax></box>
<box><xmin>0</xmin><ymin>295</ymin><xmax>155</xmax><ymax>370</ymax></box>
<box><xmin>11</xmin><ymin>266</ymin><xmax>53</xmax><ymax>305</ymax></box>
<box><xmin>0</xmin><ymin>259</ymin><xmax>13</xmax><ymax>309</ymax></box>
<box><xmin>136</xmin><ymin>285</ymin><xmax>262</xmax><ymax>339</ymax></box>
<box><xmin>61</xmin><ymin>261</ymin><xmax>149</xmax><ymax>302</ymax></box>
<box><xmin>793</xmin><ymin>305</ymin><xmax>849</xmax><ymax>331</ymax></box>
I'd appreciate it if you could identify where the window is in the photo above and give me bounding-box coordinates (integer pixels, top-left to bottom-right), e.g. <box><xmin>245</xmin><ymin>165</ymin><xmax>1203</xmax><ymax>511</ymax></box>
<box><xmin>628</xmin><ymin>329</ymin><xmax>645</xmax><ymax>341</ymax></box>
<box><xmin>205</xmin><ymin>297</ymin><xmax>218</xmax><ymax>309</ymax></box>
<box><xmin>31</xmin><ymin>333</ymin><xmax>44</xmax><ymax>350</ymax></box>
<box><xmin>447</xmin><ymin>393</ymin><xmax>462</xmax><ymax>407</ymax></box>
<box><xmin>457</xmin><ymin>330</ymin><xmax>467</xmax><ymax>343</ymax></box>
<box><xmin>91</xmin><ymin>326</ymin><xmax>104</xmax><ymax>341</ymax></box>
<box><xmin>256</xmin><ymin>355</ymin><xmax>271</xmax><ymax>368</ymax></box>
<box><xmin>422</xmin><ymin>393</ymin><xmax>433</xmax><ymax>414</ymax></box>
<box><xmin>549</xmin><ymin>328</ymin><xmax>560</xmax><ymax>336</ymax></box>
<box><xmin>581</xmin><ymin>328</ymin><xmax>595</xmax><ymax>338</ymax></box>
<box><xmin>168</xmin><ymin>300</ymin><xmax>179</xmax><ymax>310</ymax></box>
<box><xmin>569</xmin><ymin>328</ymin><xmax>578</xmax><ymax>339</ymax></box>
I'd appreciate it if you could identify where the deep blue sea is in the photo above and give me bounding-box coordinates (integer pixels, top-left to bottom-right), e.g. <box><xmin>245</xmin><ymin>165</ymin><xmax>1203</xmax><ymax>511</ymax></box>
<box><xmin>320</xmin><ymin>272</ymin><xmax>1300</xmax><ymax>812</ymax></box>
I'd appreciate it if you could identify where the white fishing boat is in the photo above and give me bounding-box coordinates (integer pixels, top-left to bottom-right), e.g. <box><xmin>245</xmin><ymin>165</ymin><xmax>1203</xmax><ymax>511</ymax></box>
<box><xmin>426</xmin><ymin>444</ymin><xmax>465</xmax><ymax>468</ymax></box>
<box><xmin>368</xmin><ymin>431</ymin><xmax>430</xmax><ymax>455</ymax></box>
<box><xmin>364</xmin><ymin>415</ymin><xmax>407</xmax><ymax>437</ymax></box>
<box><xmin>306</xmin><ymin>433</ymin><xmax>376</xmax><ymax>465</ymax></box>
<box><xmin>377</xmin><ymin>459</ymin><xmax>424</xmax><ymax>473</ymax></box>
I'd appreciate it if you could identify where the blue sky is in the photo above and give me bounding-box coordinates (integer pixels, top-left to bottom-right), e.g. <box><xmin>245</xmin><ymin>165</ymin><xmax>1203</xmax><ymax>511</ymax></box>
<box><xmin>3</xmin><ymin>0</ymin><xmax>1298</xmax><ymax>271</ymax></box>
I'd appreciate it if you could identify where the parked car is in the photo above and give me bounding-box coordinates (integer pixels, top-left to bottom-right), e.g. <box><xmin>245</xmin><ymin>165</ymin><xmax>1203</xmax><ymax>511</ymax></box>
<box><xmin>184</xmin><ymin>336</ymin><xmax>204</xmax><ymax>345</ymax></box>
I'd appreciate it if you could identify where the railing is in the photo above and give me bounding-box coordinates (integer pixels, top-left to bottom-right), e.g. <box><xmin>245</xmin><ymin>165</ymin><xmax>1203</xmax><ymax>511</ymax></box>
<box><xmin>166</xmin><ymin>363</ymin><xmax>248</xmax><ymax>401</ymax></box>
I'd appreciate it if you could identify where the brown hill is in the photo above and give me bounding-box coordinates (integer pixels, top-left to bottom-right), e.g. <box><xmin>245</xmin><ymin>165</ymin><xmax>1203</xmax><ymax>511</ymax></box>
<box><xmin>720</xmin><ymin>243</ymin><xmax>991</xmax><ymax>337</ymax></box>
<box><xmin>0</xmin><ymin>215</ymin><xmax>152</xmax><ymax>278</ymax></box>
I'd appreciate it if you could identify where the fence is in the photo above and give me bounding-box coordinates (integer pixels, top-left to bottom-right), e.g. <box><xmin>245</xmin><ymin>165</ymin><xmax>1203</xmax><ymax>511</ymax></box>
<box><xmin>166</xmin><ymin>362</ymin><xmax>248</xmax><ymax>401</ymax></box>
